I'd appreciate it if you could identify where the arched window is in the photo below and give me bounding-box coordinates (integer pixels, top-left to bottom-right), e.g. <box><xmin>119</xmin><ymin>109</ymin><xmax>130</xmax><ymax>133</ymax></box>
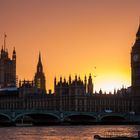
<box><xmin>37</xmin><ymin>78</ymin><xmax>41</xmax><ymax>88</ymax></box>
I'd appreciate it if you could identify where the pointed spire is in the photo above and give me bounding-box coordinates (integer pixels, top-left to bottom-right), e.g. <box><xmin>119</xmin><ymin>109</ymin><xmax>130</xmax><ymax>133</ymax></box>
<box><xmin>133</xmin><ymin>23</ymin><xmax>140</xmax><ymax>47</ymax></box>
<box><xmin>75</xmin><ymin>74</ymin><xmax>77</xmax><ymax>81</ymax></box>
<box><xmin>69</xmin><ymin>75</ymin><xmax>71</xmax><ymax>84</ymax></box>
<box><xmin>12</xmin><ymin>47</ymin><xmax>16</xmax><ymax>60</ymax></box>
<box><xmin>64</xmin><ymin>77</ymin><xmax>66</xmax><ymax>83</ymax></box>
<box><xmin>37</xmin><ymin>51</ymin><xmax>42</xmax><ymax>65</ymax></box>
<box><xmin>137</xmin><ymin>24</ymin><xmax>140</xmax><ymax>35</ymax></box>
<box><xmin>37</xmin><ymin>52</ymin><xmax>43</xmax><ymax>73</ymax></box>
<box><xmin>60</xmin><ymin>76</ymin><xmax>62</xmax><ymax>83</ymax></box>
<box><xmin>88</xmin><ymin>73</ymin><xmax>93</xmax><ymax>94</ymax></box>
<box><xmin>54</xmin><ymin>76</ymin><xmax>56</xmax><ymax>86</ymax></box>
<box><xmin>78</xmin><ymin>76</ymin><xmax>81</xmax><ymax>81</ymax></box>
<box><xmin>88</xmin><ymin>73</ymin><xmax>92</xmax><ymax>83</ymax></box>
<box><xmin>39</xmin><ymin>51</ymin><xmax>41</xmax><ymax>63</ymax></box>
<box><xmin>136</xmin><ymin>24</ymin><xmax>140</xmax><ymax>37</ymax></box>
<box><xmin>13</xmin><ymin>47</ymin><xmax>16</xmax><ymax>54</ymax></box>
<box><xmin>99</xmin><ymin>89</ymin><xmax>102</xmax><ymax>94</ymax></box>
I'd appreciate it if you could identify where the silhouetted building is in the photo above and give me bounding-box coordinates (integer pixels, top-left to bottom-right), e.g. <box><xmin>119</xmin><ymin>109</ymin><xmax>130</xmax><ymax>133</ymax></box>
<box><xmin>0</xmin><ymin>34</ymin><xmax>16</xmax><ymax>88</ymax></box>
<box><xmin>34</xmin><ymin>52</ymin><xmax>46</xmax><ymax>93</ymax></box>
<box><xmin>19</xmin><ymin>80</ymin><xmax>37</xmax><ymax>97</ymax></box>
<box><xmin>1</xmin><ymin>24</ymin><xmax>140</xmax><ymax>114</ymax></box>
<box><xmin>131</xmin><ymin>24</ymin><xmax>140</xmax><ymax>112</ymax></box>
<box><xmin>53</xmin><ymin>74</ymin><xmax>130</xmax><ymax>112</ymax></box>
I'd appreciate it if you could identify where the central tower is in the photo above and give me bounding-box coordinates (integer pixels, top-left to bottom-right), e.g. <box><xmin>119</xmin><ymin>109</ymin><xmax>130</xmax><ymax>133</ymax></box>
<box><xmin>34</xmin><ymin>52</ymin><xmax>46</xmax><ymax>93</ymax></box>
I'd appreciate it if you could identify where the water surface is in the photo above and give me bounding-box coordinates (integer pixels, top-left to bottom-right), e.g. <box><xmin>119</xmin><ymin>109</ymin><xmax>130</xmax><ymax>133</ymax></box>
<box><xmin>0</xmin><ymin>125</ymin><xmax>139</xmax><ymax>140</ymax></box>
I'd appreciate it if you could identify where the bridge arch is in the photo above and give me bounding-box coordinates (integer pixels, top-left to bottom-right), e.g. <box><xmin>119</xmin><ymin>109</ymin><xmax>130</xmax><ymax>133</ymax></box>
<box><xmin>0</xmin><ymin>113</ymin><xmax>11</xmax><ymax>125</ymax></box>
<box><xmin>0</xmin><ymin>113</ymin><xmax>11</xmax><ymax>120</ymax></box>
<box><xmin>100</xmin><ymin>114</ymin><xmax>126</xmax><ymax>122</ymax></box>
<box><xmin>64</xmin><ymin>113</ymin><xmax>97</xmax><ymax>124</ymax></box>
<box><xmin>14</xmin><ymin>112</ymin><xmax>61</xmax><ymax>124</ymax></box>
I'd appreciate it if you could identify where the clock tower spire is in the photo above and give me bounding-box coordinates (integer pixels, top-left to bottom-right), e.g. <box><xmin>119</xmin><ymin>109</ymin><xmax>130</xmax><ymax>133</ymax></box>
<box><xmin>136</xmin><ymin>24</ymin><xmax>140</xmax><ymax>41</ymax></box>
<box><xmin>131</xmin><ymin>24</ymin><xmax>140</xmax><ymax>89</ymax></box>
<box><xmin>131</xmin><ymin>24</ymin><xmax>140</xmax><ymax>112</ymax></box>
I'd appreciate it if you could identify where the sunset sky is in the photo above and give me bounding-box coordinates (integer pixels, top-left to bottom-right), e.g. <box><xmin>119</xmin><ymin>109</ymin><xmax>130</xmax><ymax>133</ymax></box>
<box><xmin>0</xmin><ymin>0</ymin><xmax>140</xmax><ymax>92</ymax></box>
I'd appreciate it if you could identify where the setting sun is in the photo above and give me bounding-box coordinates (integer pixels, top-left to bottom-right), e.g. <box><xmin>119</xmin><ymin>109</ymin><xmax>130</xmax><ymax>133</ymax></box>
<box><xmin>0</xmin><ymin>0</ymin><xmax>139</xmax><ymax>92</ymax></box>
<box><xmin>94</xmin><ymin>70</ymin><xmax>131</xmax><ymax>93</ymax></box>
<box><xmin>96</xmin><ymin>76</ymin><xmax>129</xmax><ymax>93</ymax></box>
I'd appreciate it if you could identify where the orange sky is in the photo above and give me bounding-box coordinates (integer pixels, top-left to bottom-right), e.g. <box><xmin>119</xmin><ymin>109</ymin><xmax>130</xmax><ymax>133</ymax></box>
<box><xmin>0</xmin><ymin>0</ymin><xmax>140</xmax><ymax>92</ymax></box>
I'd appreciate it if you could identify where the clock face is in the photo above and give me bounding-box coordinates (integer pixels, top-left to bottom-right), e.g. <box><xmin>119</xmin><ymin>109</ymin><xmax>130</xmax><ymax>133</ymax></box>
<box><xmin>133</xmin><ymin>54</ymin><xmax>139</xmax><ymax>62</ymax></box>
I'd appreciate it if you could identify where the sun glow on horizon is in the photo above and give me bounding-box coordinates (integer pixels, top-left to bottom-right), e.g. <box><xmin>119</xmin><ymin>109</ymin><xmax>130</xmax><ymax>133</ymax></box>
<box><xmin>94</xmin><ymin>73</ymin><xmax>131</xmax><ymax>93</ymax></box>
<box><xmin>47</xmin><ymin>71</ymin><xmax>131</xmax><ymax>93</ymax></box>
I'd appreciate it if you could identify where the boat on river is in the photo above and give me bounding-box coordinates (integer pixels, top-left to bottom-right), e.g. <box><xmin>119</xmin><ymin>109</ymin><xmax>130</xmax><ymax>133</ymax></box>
<box><xmin>94</xmin><ymin>135</ymin><xmax>140</xmax><ymax>139</ymax></box>
<box><xmin>94</xmin><ymin>131</ymin><xmax>140</xmax><ymax>140</ymax></box>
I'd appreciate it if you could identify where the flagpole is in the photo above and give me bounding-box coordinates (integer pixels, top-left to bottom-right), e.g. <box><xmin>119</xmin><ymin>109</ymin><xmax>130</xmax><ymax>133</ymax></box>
<box><xmin>4</xmin><ymin>33</ymin><xmax>7</xmax><ymax>51</ymax></box>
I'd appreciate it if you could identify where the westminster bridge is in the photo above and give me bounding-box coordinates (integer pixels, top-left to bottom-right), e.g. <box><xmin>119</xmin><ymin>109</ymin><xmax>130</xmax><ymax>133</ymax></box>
<box><xmin>0</xmin><ymin>109</ymin><xmax>139</xmax><ymax>125</ymax></box>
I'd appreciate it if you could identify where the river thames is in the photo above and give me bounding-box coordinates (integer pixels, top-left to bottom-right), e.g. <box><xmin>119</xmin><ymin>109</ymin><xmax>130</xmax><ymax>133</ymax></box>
<box><xmin>0</xmin><ymin>125</ymin><xmax>139</xmax><ymax>140</ymax></box>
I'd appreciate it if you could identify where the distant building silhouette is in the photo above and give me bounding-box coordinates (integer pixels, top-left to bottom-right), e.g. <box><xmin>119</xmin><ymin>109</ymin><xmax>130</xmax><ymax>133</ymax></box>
<box><xmin>34</xmin><ymin>52</ymin><xmax>46</xmax><ymax>92</ymax></box>
<box><xmin>0</xmin><ymin>34</ymin><xmax>16</xmax><ymax>88</ymax></box>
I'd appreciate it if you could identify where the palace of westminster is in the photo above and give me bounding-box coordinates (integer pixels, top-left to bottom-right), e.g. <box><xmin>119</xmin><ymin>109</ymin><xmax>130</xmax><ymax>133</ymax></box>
<box><xmin>1</xmin><ymin>25</ymin><xmax>140</xmax><ymax>114</ymax></box>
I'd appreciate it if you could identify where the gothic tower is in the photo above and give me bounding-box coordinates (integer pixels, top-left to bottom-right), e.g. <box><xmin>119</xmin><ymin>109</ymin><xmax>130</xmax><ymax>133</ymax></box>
<box><xmin>0</xmin><ymin>34</ymin><xmax>16</xmax><ymax>88</ymax></box>
<box><xmin>12</xmin><ymin>47</ymin><xmax>16</xmax><ymax>85</ymax></box>
<box><xmin>87</xmin><ymin>74</ymin><xmax>93</xmax><ymax>94</ymax></box>
<box><xmin>131</xmin><ymin>25</ymin><xmax>140</xmax><ymax>94</ymax></box>
<box><xmin>34</xmin><ymin>52</ymin><xmax>46</xmax><ymax>92</ymax></box>
<box><xmin>131</xmin><ymin>24</ymin><xmax>140</xmax><ymax>112</ymax></box>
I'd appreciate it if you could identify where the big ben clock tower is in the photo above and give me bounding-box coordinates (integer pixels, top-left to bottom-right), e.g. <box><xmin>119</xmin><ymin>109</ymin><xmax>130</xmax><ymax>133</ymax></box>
<box><xmin>131</xmin><ymin>25</ymin><xmax>140</xmax><ymax>112</ymax></box>
<box><xmin>131</xmin><ymin>25</ymin><xmax>140</xmax><ymax>91</ymax></box>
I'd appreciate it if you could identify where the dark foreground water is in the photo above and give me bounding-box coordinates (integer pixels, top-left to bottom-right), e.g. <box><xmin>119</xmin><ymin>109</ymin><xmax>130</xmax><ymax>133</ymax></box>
<box><xmin>0</xmin><ymin>125</ymin><xmax>140</xmax><ymax>140</ymax></box>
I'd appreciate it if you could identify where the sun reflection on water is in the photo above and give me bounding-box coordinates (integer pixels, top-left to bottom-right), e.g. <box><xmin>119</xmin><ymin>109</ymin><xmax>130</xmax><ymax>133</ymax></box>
<box><xmin>0</xmin><ymin>125</ymin><xmax>139</xmax><ymax>140</ymax></box>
